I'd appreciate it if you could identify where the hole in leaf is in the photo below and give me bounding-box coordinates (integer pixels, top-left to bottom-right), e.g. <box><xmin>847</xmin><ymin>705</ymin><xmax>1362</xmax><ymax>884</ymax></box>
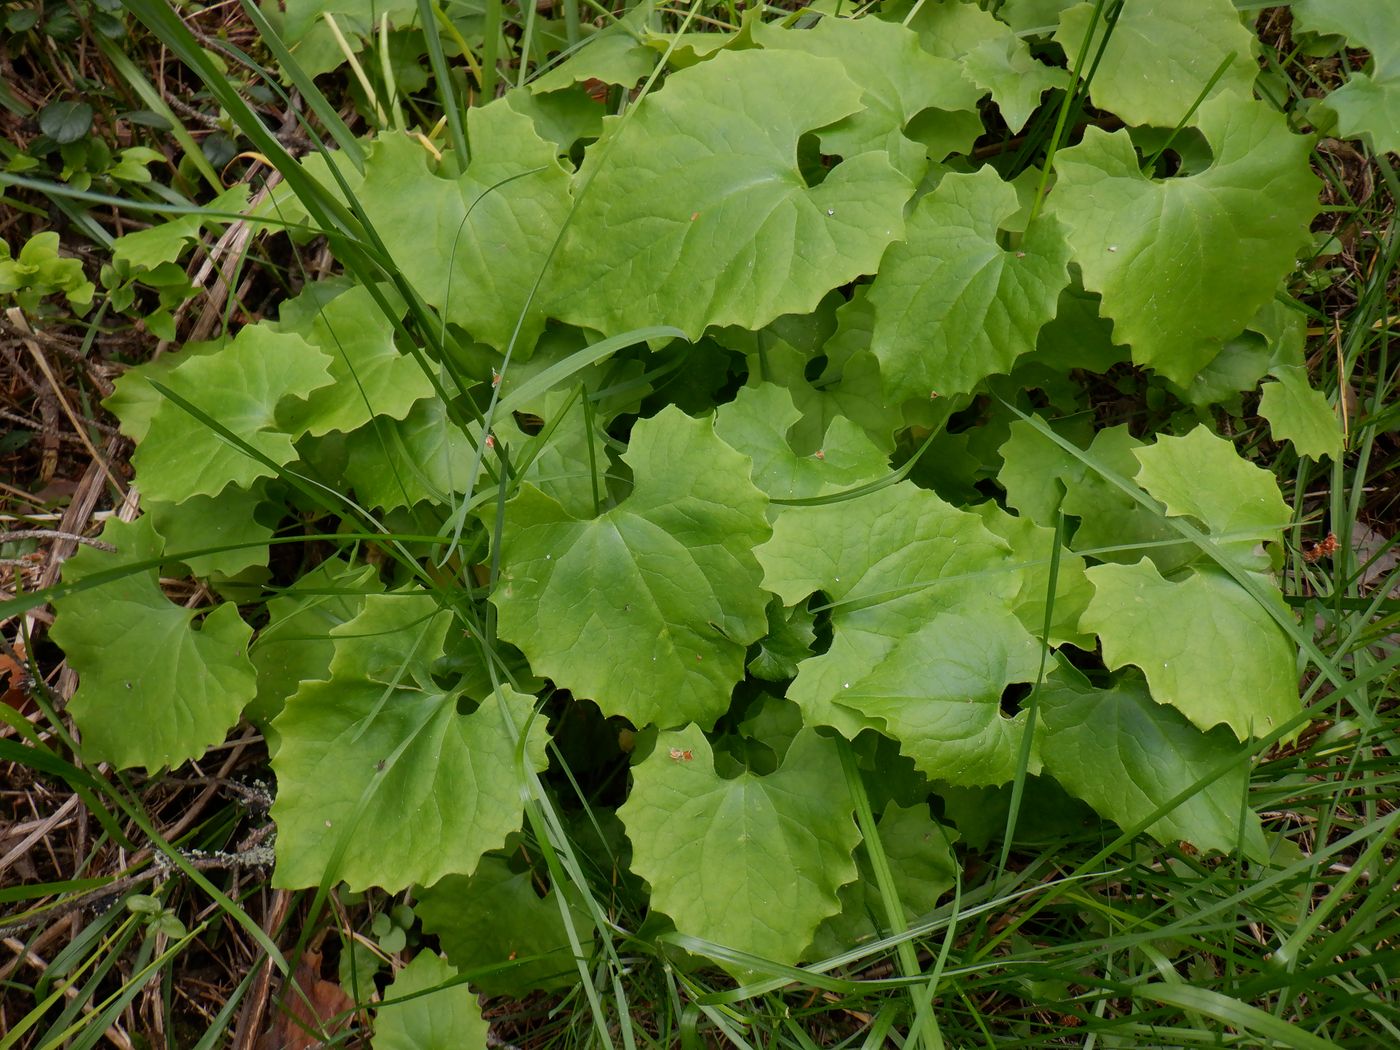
<box><xmin>796</xmin><ymin>132</ymin><xmax>836</xmax><ymax>188</ymax></box>
<box><xmin>454</xmin><ymin>693</ymin><xmax>482</xmax><ymax>716</ymax></box>
<box><xmin>999</xmin><ymin>682</ymin><xmax>1033</xmax><ymax>717</ymax></box>
<box><xmin>808</xmin><ymin>592</ymin><xmax>834</xmax><ymax>657</ymax></box>
<box><xmin>803</xmin><ymin>353</ymin><xmax>829</xmax><ymax>383</ymax></box>
<box><xmin>1131</xmin><ymin>126</ymin><xmax>1213</xmax><ymax>178</ymax></box>
<box><xmin>712</xmin><ymin>735</ymin><xmax>778</xmax><ymax>778</ymax></box>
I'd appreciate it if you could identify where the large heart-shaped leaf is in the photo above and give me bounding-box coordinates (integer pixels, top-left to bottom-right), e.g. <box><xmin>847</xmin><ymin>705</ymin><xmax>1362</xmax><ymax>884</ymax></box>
<box><xmin>492</xmin><ymin>406</ymin><xmax>771</xmax><ymax>729</ymax></box>
<box><xmin>619</xmin><ymin>724</ymin><xmax>860</xmax><ymax>965</ymax></box>
<box><xmin>271</xmin><ymin>594</ymin><xmax>547</xmax><ymax>891</ymax></box>
<box><xmin>1050</xmin><ymin>94</ymin><xmax>1319</xmax><ymax>384</ymax></box>
<box><xmin>547</xmin><ymin>48</ymin><xmax>914</xmax><ymax>339</ymax></box>
<box><xmin>51</xmin><ymin>516</ymin><xmax>256</xmax><ymax>772</ymax></box>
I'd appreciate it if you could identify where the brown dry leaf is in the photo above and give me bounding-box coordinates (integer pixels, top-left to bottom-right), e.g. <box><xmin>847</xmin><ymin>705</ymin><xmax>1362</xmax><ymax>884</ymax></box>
<box><xmin>0</xmin><ymin>642</ymin><xmax>31</xmax><ymax>714</ymax></box>
<box><xmin>258</xmin><ymin>949</ymin><xmax>355</xmax><ymax>1050</ymax></box>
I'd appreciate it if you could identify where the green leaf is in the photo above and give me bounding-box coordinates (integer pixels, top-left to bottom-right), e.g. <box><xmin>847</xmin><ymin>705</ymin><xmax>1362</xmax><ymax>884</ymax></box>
<box><xmin>836</xmin><ymin>606</ymin><xmax>1042</xmax><ymax>784</ymax></box>
<box><xmin>971</xmin><ymin>502</ymin><xmax>1095</xmax><ymax>649</ymax></box>
<box><xmin>492</xmin><ymin>388</ymin><xmax>610</xmax><ymax>519</ymax></box>
<box><xmin>1259</xmin><ymin>364</ymin><xmax>1344</xmax><ymax>460</ymax></box>
<box><xmin>356</xmin><ymin>103</ymin><xmax>573</xmax><ymax>352</ymax></box>
<box><xmin>960</xmin><ymin>32</ymin><xmax>1068</xmax><ymax>132</ymax></box>
<box><xmin>130</xmin><ymin>324</ymin><xmax>334</xmax><ymax>502</ymax></box>
<box><xmin>748</xmin><ymin>597</ymin><xmax>817</xmax><ymax>682</ymax></box>
<box><xmin>372</xmin><ymin>953</ymin><xmax>488</xmax><ymax>1050</ymax></box>
<box><xmin>248</xmin><ymin>559</ymin><xmax>384</xmax><ymax>729</ymax></box>
<box><xmin>548</xmin><ymin>48</ymin><xmax>914</xmax><ymax>340</ymax></box>
<box><xmin>276</xmin><ymin>283</ymin><xmax>434</xmax><ymax>436</ymax></box>
<box><xmin>277</xmin><ymin>0</ymin><xmax>419</xmax><ymax>78</ymax></box>
<box><xmin>417</xmin><ymin>853</ymin><xmax>593</xmax><ymax>994</ymax></box>
<box><xmin>1131</xmin><ymin>426</ymin><xmax>1291</xmax><ymax>570</ymax></box>
<box><xmin>38</xmin><ymin>99</ymin><xmax>94</xmax><ymax>144</ymax></box>
<box><xmin>907</xmin><ymin>0</ymin><xmax>1068</xmax><ymax>132</ymax></box>
<box><xmin>757</xmin><ymin>482</ymin><xmax>1018</xmax><ymax>742</ymax></box>
<box><xmin>0</xmin><ymin>231</ymin><xmax>94</xmax><ymax>310</ymax></box>
<box><xmin>1050</xmin><ymin>94</ymin><xmax>1320</xmax><ymax>384</ymax></box>
<box><xmin>49</xmin><ymin>516</ymin><xmax>256</xmax><ymax>772</ymax></box>
<box><xmin>104</xmin><ymin>338</ymin><xmax>226</xmax><ymax>444</ymax></box>
<box><xmin>531</xmin><ymin>17</ymin><xmax>653</xmax><ymax>93</ymax></box>
<box><xmin>1053</xmin><ymin>0</ymin><xmax>1258</xmax><ymax>129</ymax></box>
<box><xmin>712</xmin><ymin>383</ymin><xmax>889</xmax><ymax>507</ymax></box>
<box><xmin>618</xmin><ymin>724</ymin><xmax>860</xmax><ymax>965</ymax></box>
<box><xmin>493</xmin><ymin>407</ymin><xmax>771</xmax><ymax>729</ymax></box>
<box><xmin>1080</xmin><ymin>561</ymin><xmax>1301</xmax><ymax>740</ymax></box>
<box><xmin>145</xmin><ymin>485</ymin><xmax>273</xmax><ymax>578</ymax></box>
<box><xmin>1038</xmin><ymin>668</ymin><xmax>1266</xmax><ymax>858</ymax></box>
<box><xmin>868</xmin><ymin>166</ymin><xmax>1071</xmax><ymax>400</ymax></box>
<box><xmin>1293</xmin><ymin>1</ymin><xmax>1400</xmax><ymax>155</ymax></box>
<box><xmin>340</xmin><ymin>396</ymin><xmax>478</xmax><ymax>511</ymax></box>
<box><xmin>271</xmin><ymin>594</ymin><xmax>547</xmax><ymax>891</ymax></box>
<box><xmin>111</xmin><ymin>185</ymin><xmax>249</xmax><ymax>270</ymax></box>
<box><xmin>812</xmin><ymin>802</ymin><xmax>958</xmax><ymax>957</ymax></box>
<box><xmin>752</xmin><ymin>15</ymin><xmax>982</xmax><ymax>181</ymax></box>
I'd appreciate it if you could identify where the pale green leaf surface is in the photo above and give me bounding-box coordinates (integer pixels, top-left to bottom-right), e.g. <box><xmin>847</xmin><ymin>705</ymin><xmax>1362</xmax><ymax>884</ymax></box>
<box><xmin>752</xmin><ymin>15</ymin><xmax>981</xmax><ymax>180</ymax></box>
<box><xmin>278</xmin><ymin>0</ymin><xmax>419</xmax><ymax>78</ymax></box>
<box><xmin>995</xmin><ymin>0</ymin><xmax>1073</xmax><ymax>34</ymax></box>
<box><xmin>960</xmin><ymin>32</ymin><xmax>1068</xmax><ymax>132</ymax></box>
<box><xmin>532</xmin><ymin>19</ymin><xmax>652</xmax><ymax>92</ymax></box>
<box><xmin>748</xmin><ymin>597</ymin><xmax>817</xmax><ymax>682</ymax></box>
<box><xmin>493</xmin><ymin>390</ymin><xmax>610</xmax><ymax>519</ymax></box>
<box><xmin>277</xmin><ymin>283</ymin><xmax>434</xmax><ymax>436</ymax></box>
<box><xmin>146</xmin><ymin>485</ymin><xmax>273</xmax><ymax>578</ymax></box>
<box><xmin>248</xmin><ymin>559</ymin><xmax>384</xmax><ymax>729</ymax></box>
<box><xmin>907</xmin><ymin>0</ymin><xmax>1008</xmax><ymax>61</ymax></box>
<box><xmin>356</xmin><ymin>103</ymin><xmax>573</xmax><ymax>352</ymax></box>
<box><xmin>372</xmin><ymin>952</ymin><xmax>488</xmax><ymax>1050</ymax></box>
<box><xmin>751</xmin><ymin>299</ymin><xmax>942</xmax><ymax>455</ymax></box>
<box><xmin>997</xmin><ymin>419</ymin><xmax>1195</xmax><ymax>573</ymax></box>
<box><xmin>1294</xmin><ymin>0</ymin><xmax>1400</xmax><ymax>154</ymax></box>
<box><xmin>1053</xmin><ymin>0</ymin><xmax>1258</xmax><ymax>129</ymax></box>
<box><xmin>341</xmin><ymin>396</ymin><xmax>479</xmax><ymax>510</ymax></box>
<box><xmin>548</xmin><ymin>49</ymin><xmax>913</xmax><ymax>339</ymax></box>
<box><xmin>1259</xmin><ymin>365</ymin><xmax>1344</xmax><ymax>460</ymax></box>
<box><xmin>492</xmin><ymin>407</ymin><xmax>771</xmax><ymax>729</ymax></box>
<box><xmin>713</xmin><ymin>383</ymin><xmax>889</xmax><ymax>507</ymax></box>
<box><xmin>1060</xmin><ymin>426</ymin><xmax>1195</xmax><ymax>572</ymax></box>
<box><xmin>131</xmin><ymin>324</ymin><xmax>334</xmax><ymax>502</ymax></box>
<box><xmin>417</xmin><ymin>854</ymin><xmax>593</xmax><ymax>995</ymax></box>
<box><xmin>971</xmin><ymin>502</ymin><xmax>1095</xmax><ymax>648</ymax></box>
<box><xmin>758</xmin><ymin>483</ymin><xmax>1016</xmax><ymax>739</ymax></box>
<box><xmin>1038</xmin><ymin>669</ymin><xmax>1266</xmax><ymax>858</ymax></box>
<box><xmin>835</xmin><ymin>606</ymin><xmax>1041</xmax><ymax>784</ymax></box>
<box><xmin>812</xmin><ymin>802</ymin><xmax>957</xmax><ymax>957</ymax></box>
<box><xmin>104</xmin><ymin>339</ymin><xmax>225</xmax><ymax>444</ymax></box>
<box><xmin>50</xmin><ymin>516</ymin><xmax>255</xmax><ymax>772</ymax></box>
<box><xmin>1081</xmin><ymin>561</ymin><xmax>1300</xmax><ymax>739</ymax></box>
<box><xmin>1051</xmin><ymin>95</ymin><xmax>1320</xmax><ymax>384</ymax></box>
<box><xmin>271</xmin><ymin>594</ymin><xmax>547</xmax><ymax>890</ymax></box>
<box><xmin>1172</xmin><ymin>313</ymin><xmax>1292</xmax><ymax>409</ymax></box>
<box><xmin>1132</xmin><ymin>426</ymin><xmax>1290</xmax><ymax>569</ymax></box>
<box><xmin>619</xmin><ymin>725</ymin><xmax>860</xmax><ymax>965</ymax></box>
<box><xmin>111</xmin><ymin>185</ymin><xmax>249</xmax><ymax>270</ymax></box>
<box><xmin>868</xmin><ymin>167</ymin><xmax>1071</xmax><ymax>400</ymax></box>
<box><xmin>504</xmin><ymin>86</ymin><xmax>605</xmax><ymax>156</ymax></box>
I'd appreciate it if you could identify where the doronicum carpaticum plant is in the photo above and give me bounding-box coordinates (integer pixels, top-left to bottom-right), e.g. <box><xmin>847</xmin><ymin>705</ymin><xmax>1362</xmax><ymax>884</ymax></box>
<box><xmin>5</xmin><ymin>0</ymin><xmax>1399</xmax><ymax>1045</ymax></box>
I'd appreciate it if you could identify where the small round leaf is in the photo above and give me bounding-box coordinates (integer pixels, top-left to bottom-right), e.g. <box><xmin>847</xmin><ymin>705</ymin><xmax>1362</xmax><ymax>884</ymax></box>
<box><xmin>39</xmin><ymin>100</ymin><xmax>94</xmax><ymax>144</ymax></box>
